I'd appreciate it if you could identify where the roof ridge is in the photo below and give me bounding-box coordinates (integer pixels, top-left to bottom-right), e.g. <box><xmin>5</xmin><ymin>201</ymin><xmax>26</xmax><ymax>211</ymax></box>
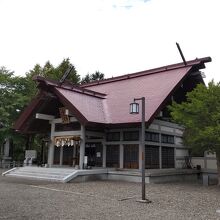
<box><xmin>80</xmin><ymin>57</ymin><xmax>211</xmax><ymax>88</ymax></box>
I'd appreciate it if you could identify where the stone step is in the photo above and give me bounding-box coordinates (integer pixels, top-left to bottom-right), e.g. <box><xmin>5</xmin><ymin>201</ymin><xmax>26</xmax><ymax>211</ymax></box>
<box><xmin>10</xmin><ymin>171</ymin><xmax>69</xmax><ymax>178</ymax></box>
<box><xmin>4</xmin><ymin>167</ymin><xmax>78</xmax><ymax>182</ymax></box>
<box><xmin>7</xmin><ymin>173</ymin><xmax>64</xmax><ymax>182</ymax></box>
<box><xmin>4</xmin><ymin>167</ymin><xmax>109</xmax><ymax>183</ymax></box>
<box><xmin>19</xmin><ymin>167</ymin><xmax>74</xmax><ymax>173</ymax></box>
<box><xmin>12</xmin><ymin>169</ymin><xmax>73</xmax><ymax>176</ymax></box>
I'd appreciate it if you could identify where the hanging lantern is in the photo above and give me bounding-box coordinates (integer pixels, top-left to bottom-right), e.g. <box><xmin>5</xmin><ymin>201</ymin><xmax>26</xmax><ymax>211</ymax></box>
<box><xmin>67</xmin><ymin>139</ymin><xmax>71</xmax><ymax>146</ymax></box>
<box><xmin>56</xmin><ymin>140</ymin><xmax>60</xmax><ymax>147</ymax></box>
<box><xmin>70</xmin><ymin>139</ymin><xmax>74</xmax><ymax>146</ymax></box>
<box><xmin>61</xmin><ymin>139</ymin><xmax>65</xmax><ymax>147</ymax></box>
<box><xmin>54</xmin><ymin>136</ymin><xmax>82</xmax><ymax>147</ymax></box>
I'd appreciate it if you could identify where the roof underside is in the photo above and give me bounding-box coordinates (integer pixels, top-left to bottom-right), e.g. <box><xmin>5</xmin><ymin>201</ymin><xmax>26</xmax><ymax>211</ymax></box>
<box><xmin>14</xmin><ymin>57</ymin><xmax>211</xmax><ymax>132</ymax></box>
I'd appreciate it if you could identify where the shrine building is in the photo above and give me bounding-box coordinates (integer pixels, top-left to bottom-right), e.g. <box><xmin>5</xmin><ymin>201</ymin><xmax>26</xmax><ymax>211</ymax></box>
<box><xmin>13</xmin><ymin>57</ymin><xmax>211</xmax><ymax>172</ymax></box>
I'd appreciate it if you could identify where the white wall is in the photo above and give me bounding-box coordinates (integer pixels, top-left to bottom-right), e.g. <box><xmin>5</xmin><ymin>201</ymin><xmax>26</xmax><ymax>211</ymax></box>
<box><xmin>191</xmin><ymin>157</ymin><xmax>217</xmax><ymax>170</ymax></box>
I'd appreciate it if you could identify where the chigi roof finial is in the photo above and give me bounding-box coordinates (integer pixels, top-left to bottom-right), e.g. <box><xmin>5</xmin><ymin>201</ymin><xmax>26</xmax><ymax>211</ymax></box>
<box><xmin>176</xmin><ymin>42</ymin><xmax>187</xmax><ymax>66</ymax></box>
<box><xmin>59</xmin><ymin>65</ymin><xmax>74</xmax><ymax>85</ymax></box>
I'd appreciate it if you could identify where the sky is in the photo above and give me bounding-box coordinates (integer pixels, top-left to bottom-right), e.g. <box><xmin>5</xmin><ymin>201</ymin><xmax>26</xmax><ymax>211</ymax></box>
<box><xmin>0</xmin><ymin>0</ymin><xmax>219</xmax><ymax>83</ymax></box>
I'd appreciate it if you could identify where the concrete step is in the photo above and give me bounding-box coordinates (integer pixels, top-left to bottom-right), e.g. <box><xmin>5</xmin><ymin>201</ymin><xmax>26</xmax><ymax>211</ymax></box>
<box><xmin>4</xmin><ymin>167</ymin><xmax>77</xmax><ymax>182</ymax></box>
<box><xmin>17</xmin><ymin>167</ymin><xmax>74</xmax><ymax>173</ymax></box>
<box><xmin>3</xmin><ymin>167</ymin><xmax>109</xmax><ymax>183</ymax></box>
<box><xmin>6</xmin><ymin>173</ymin><xmax>64</xmax><ymax>182</ymax></box>
<box><xmin>9</xmin><ymin>171</ymin><xmax>69</xmax><ymax>178</ymax></box>
<box><xmin>12</xmin><ymin>169</ymin><xmax>73</xmax><ymax>176</ymax></box>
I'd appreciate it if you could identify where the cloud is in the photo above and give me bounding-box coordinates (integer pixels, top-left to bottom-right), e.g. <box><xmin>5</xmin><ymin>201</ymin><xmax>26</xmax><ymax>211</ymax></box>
<box><xmin>111</xmin><ymin>0</ymin><xmax>151</xmax><ymax>10</ymax></box>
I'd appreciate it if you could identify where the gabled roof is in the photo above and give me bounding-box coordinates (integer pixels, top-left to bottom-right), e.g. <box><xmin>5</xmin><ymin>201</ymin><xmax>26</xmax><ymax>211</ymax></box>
<box><xmin>14</xmin><ymin>57</ymin><xmax>211</xmax><ymax>131</ymax></box>
<box><xmin>53</xmin><ymin>87</ymin><xmax>107</xmax><ymax>124</ymax></box>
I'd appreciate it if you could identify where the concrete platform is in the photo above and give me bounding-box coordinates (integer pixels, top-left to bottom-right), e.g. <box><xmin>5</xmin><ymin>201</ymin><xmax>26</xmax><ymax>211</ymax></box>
<box><xmin>3</xmin><ymin>166</ymin><xmax>200</xmax><ymax>183</ymax></box>
<box><xmin>106</xmin><ymin>168</ymin><xmax>200</xmax><ymax>183</ymax></box>
<box><xmin>71</xmin><ymin>168</ymin><xmax>200</xmax><ymax>183</ymax></box>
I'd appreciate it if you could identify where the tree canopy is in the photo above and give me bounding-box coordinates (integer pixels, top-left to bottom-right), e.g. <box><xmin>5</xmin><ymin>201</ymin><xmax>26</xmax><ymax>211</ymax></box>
<box><xmin>0</xmin><ymin>67</ymin><xmax>33</xmax><ymax>160</ymax></box>
<box><xmin>25</xmin><ymin>58</ymin><xmax>81</xmax><ymax>96</ymax></box>
<box><xmin>169</xmin><ymin>81</ymin><xmax>220</xmax><ymax>185</ymax></box>
<box><xmin>27</xmin><ymin>58</ymin><xmax>80</xmax><ymax>83</ymax></box>
<box><xmin>0</xmin><ymin>67</ymin><xmax>33</xmax><ymax>132</ymax></box>
<box><xmin>81</xmin><ymin>71</ymin><xmax>105</xmax><ymax>84</ymax></box>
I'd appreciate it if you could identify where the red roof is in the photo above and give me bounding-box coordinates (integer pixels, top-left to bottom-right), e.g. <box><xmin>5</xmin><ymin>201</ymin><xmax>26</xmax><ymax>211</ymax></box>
<box><xmin>14</xmin><ymin>57</ymin><xmax>211</xmax><ymax>130</ymax></box>
<box><xmin>81</xmin><ymin>66</ymin><xmax>192</xmax><ymax>124</ymax></box>
<box><xmin>54</xmin><ymin>87</ymin><xmax>107</xmax><ymax>124</ymax></box>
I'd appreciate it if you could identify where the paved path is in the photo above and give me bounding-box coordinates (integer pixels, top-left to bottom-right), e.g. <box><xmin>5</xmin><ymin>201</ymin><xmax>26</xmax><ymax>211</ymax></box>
<box><xmin>0</xmin><ymin>169</ymin><xmax>220</xmax><ymax>220</ymax></box>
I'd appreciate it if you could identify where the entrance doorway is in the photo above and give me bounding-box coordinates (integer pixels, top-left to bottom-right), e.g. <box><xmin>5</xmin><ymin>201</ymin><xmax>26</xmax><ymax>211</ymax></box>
<box><xmin>53</xmin><ymin>144</ymin><xmax>80</xmax><ymax>166</ymax></box>
<box><xmin>124</xmin><ymin>144</ymin><xmax>139</xmax><ymax>169</ymax></box>
<box><xmin>54</xmin><ymin>147</ymin><xmax>60</xmax><ymax>165</ymax></box>
<box><xmin>85</xmin><ymin>143</ymin><xmax>103</xmax><ymax>167</ymax></box>
<box><xmin>63</xmin><ymin>146</ymin><xmax>73</xmax><ymax>165</ymax></box>
<box><xmin>106</xmin><ymin>145</ymin><xmax>119</xmax><ymax>168</ymax></box>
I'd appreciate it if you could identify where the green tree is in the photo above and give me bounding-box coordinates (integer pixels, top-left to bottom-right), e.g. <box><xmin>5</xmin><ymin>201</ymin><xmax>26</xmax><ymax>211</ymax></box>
<box><xmin>0</xmin><ymin>67</ymin><xmax>33</xmax><ymax>160</ymax></box>
<box><xmin>169</xmin><ymin>81</ymin><xmax>220</xmax><ymax>185</ymax></box>
<box><xmin>81</xmin><ymin>71</ymin><xmax>104</xmax><ymax>84</ymax></box>
<box><xmin>26</xmin><ymin>58</ymin><xmax>80</xmax><ymax>84</ymax></box>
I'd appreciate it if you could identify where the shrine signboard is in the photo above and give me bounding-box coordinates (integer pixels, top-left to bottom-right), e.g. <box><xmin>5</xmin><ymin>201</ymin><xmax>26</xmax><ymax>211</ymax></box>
<box><xmin>59</xmin><ymin>107</ymin><xmax>70</xmax><ymax>124</ymax></box>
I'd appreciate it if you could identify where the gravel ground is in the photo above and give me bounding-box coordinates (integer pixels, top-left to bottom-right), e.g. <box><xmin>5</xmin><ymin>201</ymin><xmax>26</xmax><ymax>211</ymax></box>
<box><xmin>0</xmin><ymin>169</ymin><xmax>220</xmax><ymax>220</ymax></box>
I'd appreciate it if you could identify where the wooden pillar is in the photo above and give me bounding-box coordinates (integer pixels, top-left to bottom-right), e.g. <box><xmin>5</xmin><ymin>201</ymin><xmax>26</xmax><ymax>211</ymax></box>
<box><xmin>48</xmin><ymin>123</ymin><xmax>55</xmax><ymax>167</ymax></box>
<box><xmin>139</xmin><ymin>128</ymin><xmax>142</xmax><ymax>170</ymax></box>
<box><xmin>119</xmin><ymin>131</ymin><xmax>123</xmax><ymax>169</ymax></box>
<box><xmin>119</xmin><ymin>144</ymin><xmax>124</xmax><ymax>169</ymax></box>
<box><xmin>102</xmin><ymin>142</ymin><xmax>106</xmax><ymax>168</ymax></box>
<box><xmin>159</xmin><ymin>133</ymin><xmax>162</xmax><ymax>169</ymax></box>
<box><xmin>158</xmin><ymin>126</ymin><xmax>162</xmax><ymax>169</ymax></box>
<box><xmin>48</xmin><ymin>142</ymin><xmax>54</xmax><ymax>167</ymax></box>
<box><xmin>60</xmin><ymin>146</ymin><xmax>63</xmax><ymax>166</ymax></box>
<box><xmin>72</xmin><ymin>142</ymin><xmax>76</xmax><ymax>167</ymax></box>
<box><xmin>79</xmin><ymin>125</ymin><xmax>86</xmax><ymax>169</ymax></box>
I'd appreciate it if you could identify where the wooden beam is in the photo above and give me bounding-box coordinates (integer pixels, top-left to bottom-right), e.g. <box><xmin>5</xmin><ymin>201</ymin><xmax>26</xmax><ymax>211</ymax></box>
<box><xmin>50</xmin><ymin>117</ymin><xmax>78</xmax><ymax>124</ymax></box>
<box><xmin>36</xmin><ymin>113</ymin><xmax>55</xmax><ymax>121</ymax></box>
<box><xmin>86</xmin><ymin>131</ymin><xmax>104</xmax><ymax>138</ymax></box>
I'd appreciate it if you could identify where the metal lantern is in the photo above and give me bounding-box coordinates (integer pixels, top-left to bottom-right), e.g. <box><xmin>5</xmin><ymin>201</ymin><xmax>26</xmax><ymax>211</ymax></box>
<box><xmin>130</xmin><ymin>102</ymin><xmax>139</xmax><ymax>114</ymax></box>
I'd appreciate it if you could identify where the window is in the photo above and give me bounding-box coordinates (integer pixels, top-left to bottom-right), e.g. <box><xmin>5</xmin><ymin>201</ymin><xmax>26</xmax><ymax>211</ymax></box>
<box><xmin>145</xmin><ymin>145</ymin><xmax>160</xmax><ymax>169</ymax></box>
<box><xmin>161</xmin><ymin>134</ymin><xmax>174</xmax><ymax>144</ymax></box>
<box><xmin>106</xmin><ymin>132</ymin><xmax>120</xmax><ymax>141</ymax></box>
<box><xmin>124</xmin><ymin>144</ymin><xmax>139</xmax><ymax>169</ymax></box>
<box><xmin>123</xmin><ymin>131</ymin><xmax>139</xmax><ymax>141</ymax></box>
<box><xmin>162</xmin><ymin>147</ymin><xmax>175</xmax><ymax>168</ymax></box>
<box><xmin>145</xmin><ymin>132</ymin><xmax>159</xmax><ymax>142</ymax></box>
